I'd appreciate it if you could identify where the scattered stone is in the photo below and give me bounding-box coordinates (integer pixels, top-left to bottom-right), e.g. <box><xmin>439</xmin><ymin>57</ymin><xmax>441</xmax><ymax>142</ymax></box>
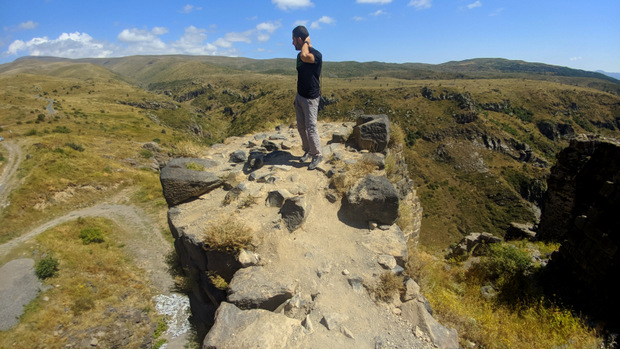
<box><xmin>238</xmin><ymin>249</ymin><xmax>261</xmax><ymax>267</ymax></box>
<box><xmin>449</xmin><ymin>232</ymin><xmax>502</xmax><ymax>258</ymax></box>
<box><xmin>320</xmin><ymin>313</ymin><xmax>349</xmax><ymax>331</ymax></box>
<box><xmin>266</xmin><ymin>189</ymin><xmax>294</xmax><ymax>208</ymax></box>
<box><xmin>402</xmin><ymin>278</ymin><xmax>421</xmax><ymax>302</ymax></box>
<box><xmin>480</xmin><ymin>285</ymin><xmax>497</xmax><ymax>300</ymax></box>
<box><xmin>302</xmin><ymin>315</ymin><xmax>314</xmax><ymax>333</ymax></box>
<box><xmin>281</xmin><ymin>141</ymin><xmax>293</xmax><ymax>150</ymax></box>
<box><xmin>401</xmin><ymin>300</ymin><xmax>459</xmax><ymax>349</ymax></box>
<box><xmin>347</xmin><ymin>277</ymin><xmax>364</xmax><ymax>293</ymax></box>
<box><xmin>203</xmin><ymin>302</ymin><xmax>304</xmax><ymax>349</ymax></box>
<box><xmin>227</xmin><ymin>266</ymin><xmax>297</xmax><ymax>311</ymax></box>
<box><xmin>330</xmin><ymin>132</ymin><xmax>349</xmax><ymax>144</ymax></box>
<box><xmin>377</xmin><ymin>254</ymin><xmax>397</xmax><ymax>270</ymax></box>
<box><xmin>504</xmin><ymin>222</ymin><xmax>536</xmax><ymax>241</ymax></box>
<box><xmin>280</xmin><ymin>196</ymin><xmax>311</xmax><ymax>232</ymax></box>
<box><xmin>361</xmin><ymin>153</ymin><xmax>386</xmax><ymax>170</ymax></box>
<box><xmin>341</xmin><ymin>325</ymin><xmax>355</xmax><ymax>339</ymax></box>
<box><xmin>262</xmin><ymin>139</ymin><xmax>279</xmax><ymax>151</ymax></box>
<box><xmin>229</xmin><ymin>150</ymin><xmax>247</xmax><ymax>163</ymax></box>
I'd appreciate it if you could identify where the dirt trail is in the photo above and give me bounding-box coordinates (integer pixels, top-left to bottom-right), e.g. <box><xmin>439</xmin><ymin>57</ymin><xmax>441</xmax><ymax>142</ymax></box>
<box><xmin>0</xmin><ymin>195</ymin><xmax>173</xmax><ymax>292</ymax></box>
<box><xmin>0</xmin><ymin>140</ymin><xmax>23</xmax><ymax>208</ymax></box>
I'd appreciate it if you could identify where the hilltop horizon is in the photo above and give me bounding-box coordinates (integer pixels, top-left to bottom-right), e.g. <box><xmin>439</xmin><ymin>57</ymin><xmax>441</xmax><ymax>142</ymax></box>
<box><xmin>2</xmin><ymin>0</ymin><xmax>618</xmax><ymax>72</ymax></box>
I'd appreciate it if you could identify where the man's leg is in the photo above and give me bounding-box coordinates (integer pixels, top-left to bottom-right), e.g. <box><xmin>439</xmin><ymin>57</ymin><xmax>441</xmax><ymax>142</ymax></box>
<box><xmin>304</xmin><ymin>96</ymin><xmax>322</xmax><ymax>157</ymax></box>
<box><xmin>294</xmin><ymin>94</ymin><xmax>310</xmax><ymax>154</ymax></box>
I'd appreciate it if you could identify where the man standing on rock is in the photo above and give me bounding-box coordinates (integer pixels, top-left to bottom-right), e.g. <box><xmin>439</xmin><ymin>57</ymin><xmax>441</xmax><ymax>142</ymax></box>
<box><xmin>292</xmin><ymin>25</ymin><xmax>323</xmax><ymax>170</ymax></box>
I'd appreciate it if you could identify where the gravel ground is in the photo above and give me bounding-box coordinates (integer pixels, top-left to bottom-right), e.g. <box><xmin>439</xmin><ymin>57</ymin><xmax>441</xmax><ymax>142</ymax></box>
<box><xmin>0</xmin><ymin>258</ymin><xmax>48</xmax><ymax>331</ymax></box>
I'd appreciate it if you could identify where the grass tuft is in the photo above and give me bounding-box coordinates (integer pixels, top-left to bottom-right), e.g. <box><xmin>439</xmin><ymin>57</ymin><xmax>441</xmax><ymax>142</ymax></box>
<box><xmin>203</xmin><ymin>217</ymin><xmax>253</xmax><ymax>253</ymax></box>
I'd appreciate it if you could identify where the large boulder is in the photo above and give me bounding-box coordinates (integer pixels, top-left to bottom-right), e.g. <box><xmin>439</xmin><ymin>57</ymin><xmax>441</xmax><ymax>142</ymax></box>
<box><xmin>353</xmin><ymin>114</ymin><xmax>390</xmax><ymax>152</ymax></box>
<box><xmin>227</xmin><ymin>266</ymin><xmax>297</xmax><ymax>311</ymax></box>
<box><xmin>344</xmin><ymin>175</ymin><xmax>399</xmax><ymax>225</ymax></box>
<box><xmin>203</xmin><ymin>302</ymin><xmax>304</xmax><ymax>349</ymax></box>
<box><xmin>160</xmin><ymin>158</ymin><xmax>222</xmax><ymax>206</ymax></box>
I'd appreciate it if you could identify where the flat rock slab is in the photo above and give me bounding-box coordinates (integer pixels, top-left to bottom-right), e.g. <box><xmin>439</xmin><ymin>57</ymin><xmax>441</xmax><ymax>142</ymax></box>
<box><xmin>0</xmin><ymin>259</ymin><xmax>47</xmax><ymax>331</ymax></box>
<box><xmin>203</xmin><ymin>302</ymin><xmax>304</xmax><ymax>349</ymax></box>
<box><xmin>227</xmin><ymin>266</ymin><xmax>297</xmax><ymax>311</ymax></box>
<box><xmin>361</xmin><ymin>225</ymin><xmax>408</xmax><ymax>266</ymax></box>
<box><xmin>160</xmin><ymin>158</ymin><xmax>222</xmax><ymax>206</ymax></box>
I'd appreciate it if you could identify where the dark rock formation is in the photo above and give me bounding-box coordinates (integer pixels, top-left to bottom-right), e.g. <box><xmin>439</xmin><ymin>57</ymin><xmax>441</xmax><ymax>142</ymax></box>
<box><xmin>280</xmin><ymin>196</ymin><xmax>311</xmax><ymax>232</ymax></box>
<box><xmin>160</xmin><ymin>158</ymin><xmax>222</xmax><ymax>206</ymax></box>
<box><xmin>343</xmin><ymin>175</ymin><xmax>399</xmax><ymax>226</ymax></box>
<box><xmin>353</xmin><ymin>114</ymin><xmax>391</xmax><ymax>152</ymax></box>
<box><xmin>537</xmin><ymin>136</ymin><xmax>620</xmax><ymax>329</ymax></box>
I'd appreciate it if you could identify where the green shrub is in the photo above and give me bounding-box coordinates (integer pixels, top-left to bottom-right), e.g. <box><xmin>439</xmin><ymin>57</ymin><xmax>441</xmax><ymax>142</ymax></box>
<box><xmin>65</xmin><ymin>142</ymin><xmax>85</xmax><ymax>152</ymax></box>
<box><xmin>35</xmin><ymin>256</ymin><xmax>59</xmax><ymax>279</ymax></box>
<box><xmin>25</xmin><ymin>129</ymin><xmax>37</xmax><ymax>136</ymax></box>
<box><xmin>78</xmin><ymin>227</ymin><xmax>105</xmax><ymax>244</ymax></box>
<box><xmin>52</xmin><ymin>126</ymin><xmax>71</xmax><ymax>133</ymax></box>
<box><xmin>140</xmin><ymin>149</ymin><xmax>153</xmax><ymax>159</ymax></box>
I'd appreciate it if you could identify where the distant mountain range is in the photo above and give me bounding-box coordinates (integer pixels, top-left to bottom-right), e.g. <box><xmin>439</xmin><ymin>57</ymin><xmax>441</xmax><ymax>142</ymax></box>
<box><xmin>597</xmin><ymin>70</ymin><xmax>620</xmax><ymax>80</ymax></box>
<box><xmin>2</xmin><ymin>56</ymin><xmax>619</xmax><ymax>94</ymax></box>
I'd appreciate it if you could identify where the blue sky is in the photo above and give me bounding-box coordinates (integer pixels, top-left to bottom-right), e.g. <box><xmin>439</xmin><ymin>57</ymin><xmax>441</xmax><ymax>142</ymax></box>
<box><xmin>1</xmin><ymin>0</ymin><xmax>619</xmax><ymax>72</ymax></box>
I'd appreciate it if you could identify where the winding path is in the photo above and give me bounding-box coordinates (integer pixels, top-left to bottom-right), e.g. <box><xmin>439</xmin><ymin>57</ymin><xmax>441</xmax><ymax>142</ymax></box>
<box><xmin>0</xmin><ymin>140</ymin><xmax>23</xmax><ymax>208</ymax></box>
<box><xmin>0</xmin><ymin>200</ymin><xmax>173</xmax><ymax>291</ymax></box>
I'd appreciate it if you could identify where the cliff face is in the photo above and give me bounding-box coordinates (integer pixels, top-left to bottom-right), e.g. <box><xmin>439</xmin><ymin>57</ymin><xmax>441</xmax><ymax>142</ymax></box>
<box><xmin>538</xmin><ymin>136</ymin><xmax>620</xmax><ymax>326</ymax></box>
<box><xmin>160</xmin><ymin>118</ymin><xmax>461</xmax><ymax>348</ymax></box>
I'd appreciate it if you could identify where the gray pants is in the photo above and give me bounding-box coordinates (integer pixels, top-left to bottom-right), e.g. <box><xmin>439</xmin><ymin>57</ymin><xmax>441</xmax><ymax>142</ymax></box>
<box><xmin>294</xmin><ymin>93</ymin><xmax>322</xmax><ymax>156</ymax></box>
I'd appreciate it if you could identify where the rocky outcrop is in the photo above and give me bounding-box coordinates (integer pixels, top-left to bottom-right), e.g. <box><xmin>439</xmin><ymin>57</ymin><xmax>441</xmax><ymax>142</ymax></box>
<box><xmin>352</xmin><ymin>114</ymin><xmax>391</xmax><ymax>152</ymax></box>
<box><xmin>160</xmin><ymin>158</ymin><xmax>222</xmax><ymax>206</ymax></box>
<box><xmin>161</xmin><ymin>119</ymin><xmax>452</xmax><ymax>348</ymax></box>
<box><xmin>537</xmin><ymin>135</ymin><xmax>620</xmax><ymax>328</ymax></box>
<box><xmin>342</xmin><ymin>175</ymin><xmax>400</xmax><ymax>226</ymax></box>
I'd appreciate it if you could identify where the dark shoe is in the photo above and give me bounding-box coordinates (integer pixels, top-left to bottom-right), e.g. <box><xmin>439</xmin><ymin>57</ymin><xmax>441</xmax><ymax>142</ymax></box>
<box><xmin>308</xmin><ymin>155</ymin><xmax>323</xmax><ymax>170</ymax></box>
<box><xmin>300</xmin><ymin>152</ymin><xmax>311</xmax><ymax>162</ymax></box>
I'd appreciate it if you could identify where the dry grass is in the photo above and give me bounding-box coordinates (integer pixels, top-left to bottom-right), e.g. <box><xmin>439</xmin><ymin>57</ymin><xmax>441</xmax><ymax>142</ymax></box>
<box><xmin>406</xmin><ymin>245</ymin><xmax>603</xmax><ymax>349</ymax></box>
<box><xmin>171</xmin><ymin>140</ymin><xmax>204</xmax><ymax>158</ymax></box>
<box><xmin>368</xmin><ymin>271</ymin><xmax>405</xmax><ymax>302</ymax></box>
<box><xmin>203</xmin><ymin>216</ymin><xmax>254</xmax><ymax>253</ymax></box>
<box><xmin>329</xmin><ymin>156</ymin><xmax>380</xmax><ymax>196</ymax></box>
<box><xmin>0</xmin><ymin>217</ymin><xmax>159</xmax><ymax>348</ymax></box>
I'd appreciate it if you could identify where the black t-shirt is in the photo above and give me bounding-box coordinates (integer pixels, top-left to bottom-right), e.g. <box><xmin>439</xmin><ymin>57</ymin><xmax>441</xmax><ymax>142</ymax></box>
<box><xmin>296</xmin><ymin>47</ymin><xmax>322</xmax><ymax>99</ymax></box>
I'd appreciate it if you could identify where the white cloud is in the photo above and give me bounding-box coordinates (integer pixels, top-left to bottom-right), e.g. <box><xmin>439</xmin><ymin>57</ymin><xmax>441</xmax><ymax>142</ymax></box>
<box><xmin>408</xmin><ymin>0</ymin><xmax>431</xmax><ymax>10</ymax></box>
<box><xmin>256</xmin><ymin>21</ymin><xmax>281</xmax><ymax>34</ymax></box>
<box><xmin>213</xmin><ymin>30</ymin><xmax>253</xmax><ymax>48</ymax></box>
<box><xmin>570</xmin><ymin>56</ymin><xmax>583</xmax><ymax>61</ymax></box>
<box><xmin>371</xmin><ymin>10</ymin><xmax>387</xmax><ymax>16</ymax></box>
<box><xmin>272</xmin><ymin>0</ymin><xmax>314</xmax><ymax>10</ymax></box>
<box><xmin>310</xmin><ymin>16</ymin><xmax>335</xmax><ymax>30</ymax></box>
<box><xmin>293</xmin><ymin>20</ymin><xmax>309</xmax><ymax>27</ymax></box>
<box><xmin>256</xmin><ymin>21</ymin><xmax>281</xmax><ymax>42</ymax></box>
<box><xmin>356</xmin><ymin>0</ymin><xmax>391</xmax><ymax>3</ymax></box>
<box><xmin>4</xmin><ymin>32</ymin><xmax>115</xmax><ymax>58</ymax></box>
<box><xmin>18</xmin><ymin>21</ymin><xmax>39</xmax><ymax>30</ymax></box>
<box><xmin>171</xmin><ymin>26</ymin><xmax>217</xmax><ymax>55</ymax></box>
<box><xmin>181</xmin><ymin>4</ymin><xmax>202</xmax><ymax>13</ymax></box>
<box><xmin>467</xmin><ymin>1</ymin><xmax>482</xmax><ymax>9</ymax></box>
<box><xmin>117</xmin><ymin>28</ymin><xmax>168</xmax><ymax>54</ymax></box>
<box><xmin>353</xmin><ymin>16</ymin><xmax>365</xmax><ymax>21</ymax></box>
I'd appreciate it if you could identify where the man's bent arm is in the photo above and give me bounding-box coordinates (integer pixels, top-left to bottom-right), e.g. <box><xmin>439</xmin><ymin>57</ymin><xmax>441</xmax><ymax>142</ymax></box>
<box><xmin>300</xmin><ymin>40</ymin><xmax>315</xmax><ymax>64</ymax></box>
